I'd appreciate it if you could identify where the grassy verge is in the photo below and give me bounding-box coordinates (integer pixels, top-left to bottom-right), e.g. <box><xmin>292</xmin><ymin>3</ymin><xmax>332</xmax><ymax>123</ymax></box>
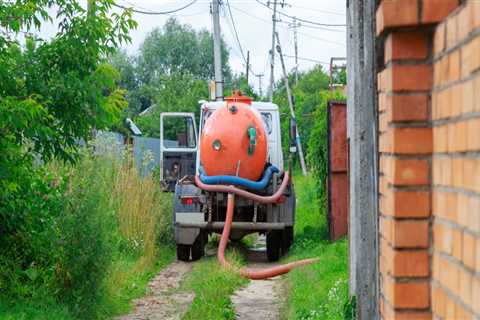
<box><xmin>180</xmin><ymin>246</ymin><xmax>248</xmax><ymax>320</ymax></box>
<box><xmin>282</xmin><ymin>172</ymin><xmax>352</xmax><ymax>320</ymax></box>
<box><xmin>0</xmin><ymin>140</ymin><xmax>176</xmax><ymax>319</ymax></box>
<box><xmin>0</xmin><ymin>248</ymin><xmax>174</xmax><ymax>320</ymax></box>
<box><xmin>102</xmin><ymin>246</ymin><xmax>175</xmax><ymax>317</ymax></box>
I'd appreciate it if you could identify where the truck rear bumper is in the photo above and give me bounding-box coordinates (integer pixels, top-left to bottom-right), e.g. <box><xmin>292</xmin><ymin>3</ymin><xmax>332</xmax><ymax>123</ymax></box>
<box><xmin>175</xmin><ymin>221</ymin><xmax>285</xmax><ymax>230</ymax></box>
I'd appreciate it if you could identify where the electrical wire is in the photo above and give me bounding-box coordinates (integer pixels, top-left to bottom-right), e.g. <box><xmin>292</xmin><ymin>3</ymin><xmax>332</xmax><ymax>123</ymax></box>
<box><xmin>229</xmin><ymin>5</ymin><xmax>345</xmax><ymax>47</ymax></box>
<box><xmin>112</xmin><ymin>0</ymin><xmax>198</xmax><ymax>15</ymax></box>
<box><xmin>224</xmin><ymin>0</ymin><xmax>258</xmax><ymax>79</ymax></box>
<box><xmin>296</xmin><ymin>23</ymin><xmax>345</xmax><ymax>33</ymax></box>
<box><xmin>224</xmin><ymin>0</ymin><xmax>248</xmax><ymax>71</ymax></box>
<box><xmin>296</xmin><ymin>30</ymin><xmax>345</xmax><ymax>47</ymax></box>
<box><xmin>289</xmin><ymin>4</ymin><xmax>346</xmax><ymax>17</ymax></box>
<box><xmin>283</xmin><ymin>54</ymin><xmax>329</xmax><ymax>65</ymax></box>
<box><xmin>254</xmin><ymin>0</ymin><xmax>346</xmax><ymax>27</ymax></box>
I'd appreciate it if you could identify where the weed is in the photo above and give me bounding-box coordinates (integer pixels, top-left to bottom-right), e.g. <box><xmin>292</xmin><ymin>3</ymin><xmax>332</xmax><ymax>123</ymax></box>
<box><xmin>282</xmin><ymin>172</ymin><xmax>351</xmax><ymax>320</ymax></box>
<box><xmin>180</xmin><ymin>249</ymin><xmax>248</xmax><ymax>320</ymax></box>
<box><xmin>0</xmin><ymin>136</ymin><xmax>175</xmax><ymax>319</ymax></box>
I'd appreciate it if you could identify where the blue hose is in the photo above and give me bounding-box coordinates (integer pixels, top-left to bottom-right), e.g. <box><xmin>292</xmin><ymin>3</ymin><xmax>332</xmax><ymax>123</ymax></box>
<box><xmin>199</xmin><ymin>165</ymin><xmax>279</xmax><ymax>190</ymax></box>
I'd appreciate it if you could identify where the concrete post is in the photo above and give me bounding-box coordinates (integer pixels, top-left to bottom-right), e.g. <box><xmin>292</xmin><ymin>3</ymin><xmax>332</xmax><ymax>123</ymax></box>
<box><xmin>212</xmin><ymin>0</ymin><xmax>223</xmax><ymax>101</ymax></box>
<box><xmin>346</xmin><ymin>0</ymin><xmax>379</xmax><ymax>319</ymax></box>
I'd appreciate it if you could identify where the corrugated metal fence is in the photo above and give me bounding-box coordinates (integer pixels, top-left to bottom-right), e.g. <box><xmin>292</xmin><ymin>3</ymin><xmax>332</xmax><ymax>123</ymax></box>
<box><xmin>95</xmin><ymin>131</ymin><xmax>160</xmax><ymax>176</ymax></box>
<box><xmin>133</xmin><ymin>136</ymin><xmax>160</xmax><ymax>176</ymax></box>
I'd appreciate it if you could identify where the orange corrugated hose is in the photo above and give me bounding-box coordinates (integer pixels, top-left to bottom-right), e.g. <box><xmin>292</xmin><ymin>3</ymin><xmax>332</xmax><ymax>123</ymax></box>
<box><xmin>195</xmin><ymin>173</ymin><xmax>319</xmax><ymax>280</ymax></box>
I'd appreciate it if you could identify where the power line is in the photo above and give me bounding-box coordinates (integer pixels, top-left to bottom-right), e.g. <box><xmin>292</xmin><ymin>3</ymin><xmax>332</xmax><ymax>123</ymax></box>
<box><xmin>296</xmin><ymin>30</ymin><xmax>345</xmax><ymax>47</ymax></box>
<box><xmin>297</xmin><ymin>23</ymin><xmax>345</xmax><ymax>33</ymax></box>
<box><xmin>229</xmin><ymin>5</ymin><xmax>345</xmax><ymax>47</ymax></box>
<box><xmin>283</xmin><ymin>55</ymin><xmax>329</xmax><ymax>65</ymax></box>
<box><xmin>229</xmin><ymin>4</ymin><xmax>271</xmax><ymax>24</ymax></box>
<box><xmin>289</xmin><ymin>4</ymin><xmax>345</xmax><ymax>17</ymax></box>
<box><xmin>112</xmin><ymin>0</ymin><xmax>198</xmax><ymax>15</ymax></box>
<box><xmin>255</xmin><ymin>0</ymin><xmax>346</xmax><ymax>27</ymax></box>
<box><xmin>225</xmin><ymin>0</ymin><xmax>256</xmax><ymax>77</ymax></box>
<box><xmin>221</xmin><ymin>9</ymin><xmax>256</xmax><ymax>80</ymax></box>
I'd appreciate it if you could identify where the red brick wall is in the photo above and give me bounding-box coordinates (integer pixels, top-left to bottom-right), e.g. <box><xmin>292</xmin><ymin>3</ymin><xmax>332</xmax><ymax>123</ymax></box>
<box><xmin>375</xmin><ymin>0</ymin><xmax>480</xmax><ymax>319</ymax></box>
<box><xmin>431</xmin><ymin>2</ymin><xmax>480</xmax><ymax>318</ymax></box>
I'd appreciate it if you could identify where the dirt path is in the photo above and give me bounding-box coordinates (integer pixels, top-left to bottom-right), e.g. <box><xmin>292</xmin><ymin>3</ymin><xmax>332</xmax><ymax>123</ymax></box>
<box><xmin>231</xmin><ymin>236</ymin><xmax>285</xmax><ymax>320</ymax></box>
<box><xmin>116</xmin><ymin>261</ymin><xmax>194</xmax><ymax>320</ymax></box>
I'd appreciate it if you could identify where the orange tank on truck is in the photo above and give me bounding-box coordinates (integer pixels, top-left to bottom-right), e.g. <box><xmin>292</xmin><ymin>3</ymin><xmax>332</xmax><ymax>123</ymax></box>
<box><xmin>200</xmin><ymin>95</ymin><xmax>268</xmax><ymax>181</ymax></box>
<box><xmin>167</xmin><ymin>91</ymin><xmax>308</xmax><ymax>276</ymax></box>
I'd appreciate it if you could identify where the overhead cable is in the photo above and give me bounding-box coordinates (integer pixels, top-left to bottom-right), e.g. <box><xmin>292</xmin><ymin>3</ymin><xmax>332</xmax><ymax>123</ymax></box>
<box><xmin>283</xmin><ymin>54</ymin><xmax>329</xmax><ymax>65</ymax></box>
<box><xmin>229</xmin><ymin>5</ymin><xmax>345</xmax><ymax>47</ymax></box>
<box><xmin>112</xmin><ymin>0</ymin><xmax>198</xmax><ymax>15</ymax></box>
<box><xmin>255</xmin><ymin>0</ymin><xmax>346</xmax><ymax>27</ymax></box>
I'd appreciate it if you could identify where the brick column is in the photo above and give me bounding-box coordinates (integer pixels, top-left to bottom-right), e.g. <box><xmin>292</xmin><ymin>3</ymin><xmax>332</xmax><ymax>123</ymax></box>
<box><xmin>376</xmin><ymin>1</ymin><xmax>460</xmax><ymax>319</ymax></box>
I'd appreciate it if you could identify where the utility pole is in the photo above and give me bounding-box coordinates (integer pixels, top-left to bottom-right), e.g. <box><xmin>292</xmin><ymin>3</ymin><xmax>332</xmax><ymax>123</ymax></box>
<box><xmin>246</xmin><ymin>50</ymin><xmax>250</xmax><ymax>84</ymax></box>
<box><xmin>275</xmin><ymin>32</ymin><xmax>307</xmax><ymax>176</ymax></box>
<box><xmin>267</xmin><ymin>0</ymin><xmax>278</xmax><ymax>102</ymax></box>
<box><xmin>290</xmin><ymin>17</ymin><xmax>300</xmax><ymax>86</ymax></box>
<box><xmin>212</xmin><ymin>0</ymin><xmax>223</xmax><ymax>101</ymax></box>
<box><xmin>256</xmin><ymin>74</ymin><xmax>264</xmax><ymax>97</ymax></box>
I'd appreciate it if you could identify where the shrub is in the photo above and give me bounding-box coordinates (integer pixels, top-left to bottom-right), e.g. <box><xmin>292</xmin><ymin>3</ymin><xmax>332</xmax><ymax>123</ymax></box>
<box><xmin>0</xmin><ymin>136</ymin><xmax>173</xmax><ymax>318</ymax></box>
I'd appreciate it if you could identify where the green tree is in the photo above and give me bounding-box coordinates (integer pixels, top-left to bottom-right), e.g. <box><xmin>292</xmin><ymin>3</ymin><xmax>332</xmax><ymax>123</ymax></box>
<box><xmin>0</xmin><ymin>0</ymin><xmax>136</xmax><ymax>312</ymax></box>
<box><xmin>135</xmin><ymin>73</ymin><xmax>209</xmax><ymax>137</ymax></box>
<box><xmin>137</xmin><ymin>18</ymin><xmax>232</xmax><ymax>84</ymax></box>
<box><xmin>272</xmin><ymin>65</ymin><xmax>345</xmax><ymax>197</ymax></box>
<box><xmin>128</xmin><ymin>18</ymin><xmax>251</xmax><ymax>137</ymax></box>
<box><xmin>273</xmin><ymin>65</ymin><xmax>331</xmax><ymax>157</ymax></box>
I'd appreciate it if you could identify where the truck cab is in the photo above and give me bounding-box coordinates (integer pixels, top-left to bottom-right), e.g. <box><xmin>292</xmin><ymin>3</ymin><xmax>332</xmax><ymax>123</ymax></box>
<box><xmin>160</xmin><ymin>100</ymin><xmax>295</xmax><ymax>262</ymax></box>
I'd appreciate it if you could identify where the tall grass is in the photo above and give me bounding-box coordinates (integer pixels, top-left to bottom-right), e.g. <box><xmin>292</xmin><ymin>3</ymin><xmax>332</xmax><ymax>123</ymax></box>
<box><xmin>0</xmin><ymin>136</ymin><xmax>174</xmax><ymax>319</ymax></box>
<box><xmin>282</xmin><ymin>172</ymin><xmax>351</xmax><ymax>320</ymax></box>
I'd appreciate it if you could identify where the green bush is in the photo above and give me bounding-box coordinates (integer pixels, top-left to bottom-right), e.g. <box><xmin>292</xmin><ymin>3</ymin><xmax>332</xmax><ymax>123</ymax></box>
<box><xmin>0</xmin><ymin>142</ymin><xmax>174</xmax><ymax>319</ymax></box>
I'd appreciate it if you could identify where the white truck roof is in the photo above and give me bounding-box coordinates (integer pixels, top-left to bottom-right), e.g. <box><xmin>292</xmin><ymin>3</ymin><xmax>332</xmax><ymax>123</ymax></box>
<box><xmin>199</xmin><ymin>100</ymin><xmax>284</xmax><ymax>171</ymax></box>
<box><xmin>202</xmin><ymin>101</ymin><xmax>280</xmax><ymax>112</ymax></box>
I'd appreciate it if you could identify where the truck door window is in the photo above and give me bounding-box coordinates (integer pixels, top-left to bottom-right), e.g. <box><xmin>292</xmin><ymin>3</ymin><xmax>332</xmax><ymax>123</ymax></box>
<box><xmin>163</xmin><ymin>116</ymin><xmax>196</xmax><ymax>149</ymax></box>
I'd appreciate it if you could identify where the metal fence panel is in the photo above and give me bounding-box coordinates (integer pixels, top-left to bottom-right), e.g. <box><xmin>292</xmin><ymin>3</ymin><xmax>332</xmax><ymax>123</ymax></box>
<box><xmin>133</xmin><ymin>136</ymin><xmax>160</xmax><ymax>176</ymax></box>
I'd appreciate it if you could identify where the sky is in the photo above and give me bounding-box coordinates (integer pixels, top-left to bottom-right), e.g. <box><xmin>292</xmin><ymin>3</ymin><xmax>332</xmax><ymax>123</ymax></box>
<box><xmin>39</xmin><ymin>0</ymin><xmax>347</xmax><ymax>94</ymax></box>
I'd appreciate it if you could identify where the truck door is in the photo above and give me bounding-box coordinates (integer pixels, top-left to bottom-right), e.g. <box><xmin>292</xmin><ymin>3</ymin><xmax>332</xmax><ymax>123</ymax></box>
<box><xmin>160</xmin><ymin>113</ymin><xmax>197</xmax><ymax>191</ymax></box>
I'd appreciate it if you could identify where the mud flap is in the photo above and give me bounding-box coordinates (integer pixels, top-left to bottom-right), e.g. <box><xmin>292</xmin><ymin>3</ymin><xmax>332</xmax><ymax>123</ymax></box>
<box><xmin>175</xmin><ymin>226</ymin><xmax>200</xmax><ymax>245</ymax></box>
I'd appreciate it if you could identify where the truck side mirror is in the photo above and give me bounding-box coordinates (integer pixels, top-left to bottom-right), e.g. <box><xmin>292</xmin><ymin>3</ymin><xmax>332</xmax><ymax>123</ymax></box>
<box><xmin>289</xmin><ymin>118</ymin><xmax>297</xmax><ymax>153</ymax></box>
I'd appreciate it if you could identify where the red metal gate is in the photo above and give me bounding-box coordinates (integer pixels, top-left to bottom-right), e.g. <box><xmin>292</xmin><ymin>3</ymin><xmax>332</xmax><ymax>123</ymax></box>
<box><xmin>327</xmin><ymin>100</ymin><xmax>348</xmax><ymax>241</ymax></box>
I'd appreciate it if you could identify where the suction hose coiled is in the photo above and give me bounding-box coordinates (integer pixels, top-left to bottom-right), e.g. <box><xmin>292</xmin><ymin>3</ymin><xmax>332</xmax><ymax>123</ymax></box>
<box><xmin>194</xmin><ymin>173</ymin><xmax>319</xmax><ymax>280</ymax></box>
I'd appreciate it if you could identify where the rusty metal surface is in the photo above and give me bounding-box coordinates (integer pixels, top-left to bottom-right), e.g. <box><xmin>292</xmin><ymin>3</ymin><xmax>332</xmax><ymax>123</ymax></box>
<box><xmin>327</xmin><ymin>101</ymin><xmax>348</xmax><ymax>241</ymax></box>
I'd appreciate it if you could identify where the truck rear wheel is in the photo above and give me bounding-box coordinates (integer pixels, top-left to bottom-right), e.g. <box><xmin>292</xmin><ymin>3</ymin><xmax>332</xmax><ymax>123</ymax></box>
<box><xmin>176</xmin><ymin>244</ymin><xmax>191</xmax><ymax>261</ymax></box>
<box><xmin>191</xmin><ymin>234</ymin><xmax>205</xmax><ymax>261</ymax></box>
<box><xmin>266</xmin><ymin>230</ymin><xmax>282</xmax><ymax>262</ymax></box>
<box><xmin>282</xmin><ymin>226</ymin><xmax>294</xmax><ymax>253</ymax></box>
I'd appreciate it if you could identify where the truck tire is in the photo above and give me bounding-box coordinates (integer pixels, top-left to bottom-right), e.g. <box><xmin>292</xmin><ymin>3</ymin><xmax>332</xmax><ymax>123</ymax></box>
<box><xmin>191</xmin><ymin>234</ymin><xmax>205</xmax><ymax>261</ymax></box>
<box><xmin>266</xmin><ymin>230</ymin><xmax>282</xmax><ymax>262</ymax></box>
<box><xmin>282</xmin><ymin>226</ymin><xmax>294</xmax><ymax>253</ymax></box>
<box><xmin>177</xmin><ymin>244</ymin><xmax>191</xmax><ymax>261</ymax></box>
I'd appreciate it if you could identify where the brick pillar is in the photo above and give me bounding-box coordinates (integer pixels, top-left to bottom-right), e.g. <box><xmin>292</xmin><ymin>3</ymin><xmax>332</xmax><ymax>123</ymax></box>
<box><xmin>376</xmin><ymin>1</ymin><xmax>460</xmax><ymax>319</ymax></box>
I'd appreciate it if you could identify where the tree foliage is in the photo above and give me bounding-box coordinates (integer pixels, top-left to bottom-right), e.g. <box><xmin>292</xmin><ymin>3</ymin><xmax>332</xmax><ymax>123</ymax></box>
<box><xmin>0</xmin><ymin>0</ymin><xmax>136</xmax><ymax>313</ymax></box>
<box><xmin>110</xmin><ymin>18</ymin><xmax>243</xmax><ymax>137</ymax></box>
<box><xmin>273</xmin><ymin>65</ymin><xmax>346</xmax><ymax>197</ymax></box>
<box><xmin>137</xmin><ymin>19</ymin><xmax>231</xmax><ymax>83</ymax></box>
